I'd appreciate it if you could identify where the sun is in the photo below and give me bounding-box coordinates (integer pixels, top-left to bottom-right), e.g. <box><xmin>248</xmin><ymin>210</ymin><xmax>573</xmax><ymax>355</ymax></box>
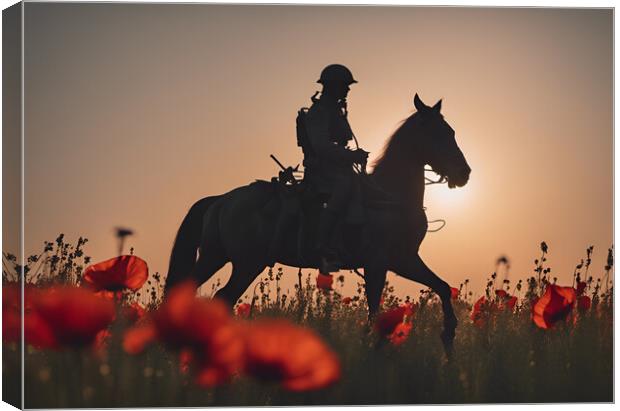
<box><xmin>424</xmin><ymin>174</ymin><xmax>473</xmax><ymax>212</ymax></box>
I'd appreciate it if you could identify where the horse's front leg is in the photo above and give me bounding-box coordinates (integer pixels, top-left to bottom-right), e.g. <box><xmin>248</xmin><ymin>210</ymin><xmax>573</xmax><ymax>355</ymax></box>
<box><xmin>391</xmin><ymin>254</ymin><xmax>457</xmax><ymax>357</ymax></box>
<box><xmin>363</xmin><ymin>265</ymin><xmax>387</xmax><ymax>321</ymax></box>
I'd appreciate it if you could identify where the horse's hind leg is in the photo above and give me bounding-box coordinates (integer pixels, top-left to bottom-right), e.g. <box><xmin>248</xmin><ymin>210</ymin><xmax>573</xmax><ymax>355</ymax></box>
<box><xmin>214</xmin><ymin>263</ymin><xmax>266</xmax><ymax>307</ymax></box>
<box><xmin>189</xmin><ymin>247</ymin><xmax>228</xmax><ymax>287</ymax></box>
<box><xmin>391</xmin><ymin>255</ymin><xmax>457</xmax><ymax>357</ymax></box>
<box><xmin>364</xmin><ymin>265</ymin><xmax>387</xmax><ymax>319</ymax></box>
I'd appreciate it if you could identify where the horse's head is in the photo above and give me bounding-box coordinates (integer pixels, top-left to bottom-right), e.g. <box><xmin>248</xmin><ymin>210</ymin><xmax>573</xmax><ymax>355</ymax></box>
<box><xmin>412</xmin><ymin>94</ymin><xmax>471</xmax><ymax>188</ymax></box>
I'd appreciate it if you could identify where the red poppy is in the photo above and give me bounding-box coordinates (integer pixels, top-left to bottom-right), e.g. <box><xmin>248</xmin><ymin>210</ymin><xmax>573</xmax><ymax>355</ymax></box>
<box><xmin>450</xmin><ymin>287</ymin><xmax>459</xmax><ymax>300</ymax></box>
<box><xmin>342</xmin><ymin>297</ymin><xmax>352</xmax><ymax>305</ymax></box>
<box><xmin>25</xmin><ymin>310</ymin><xmax>58</xmax><ymax>349</ymax></box>
<box><xmin>123</xmin><ymin>302</ymin><xmax>147</xmax><ymax>323</ymax></box>
<box><xmin>32</xmin><ymin>286</ymin><xmax>116</xmax><ymax>347</ymax></box>
<box><xmin>506</xmin><ymin>296</ymin><xmax>518</xmax><ymax>311</ymax></box>
<box><xmin>243</xmin><ymin>319</ymin><xmax>340</xmax><ymax>391</ymax></box>
<box><xmin>3</xmin><ymin>285</ymin><xmax>59</xmax><ymax>349</ymax></box>
<box><xmin>375</xmin><ymin>306</ymin><xmax>408</xmax><ymax>336</ymax></box>
<box><xmin>83</xmin><ymin>255</ymin><xmax>149</xmax><ymax>292</ymax></box>
<box><xmin>577</xmin><ymin>295</ymin><xmax>592</xmax><ymax>310</ymax></box>
<box><xmin>193</xmin><ymin>322</ymin><xmax>245</xmax><ymax>387</ymax></box>
<box><xmin>401</xmin><ymin>303</ymin><xmax>415</xmax><ymax>317</ymax></box>
<box><xmin>532</xmin><ymin>285</ymin><xmax>577</xmax><ymax>329</ymax></box>
<box><xmin>3</xmin><ymin>283</ymin><xmax>22</xmax><ymax>344</ymax></box>
<box><xmin>93</xmin><ymin>329</ymin><xmax>112</xmax><ymax>359</ymax></box>
<box><xmin>471</xmin><ymin>296</ymin><xmax>487</xmax><ymax>325</ymax></box>
<box><xmin>316</xmin><ymin>273</ymin><xmax>333</xmax><ymax>291</ymax></box>
<box><xmin>495</xmin><ymin>289</ymin><xmax>508</xmax><ymax>299</ymax></box>
<box><xmin>122</xmin><ymin>281</ymin><xmax>244</xmax><ymax>386</ymax></box>
<box><xmin>122</xmin><ymin>322</ymin><xmax>157</xmax><ymax>355</ymax></box>
<box><xmin>388</xmin><ymin>322</ymin><xmax>413</xmax><ymax>346</ymax></box>
<box><xmin>576</xmin><ymin>281</ymin><xmax>587</xmax><ymax>296</ymax></box>
<box><xmin>236</xmin><ymin>303</ymin><xmax>251</xmax><ymax>318</ymax></box>
<box><xmin>179</xmin><ymin>349</ymin><xmax>193</xmax><ymax>374</ymax></box>
<box><xmin>495</xmin><ymin>290</ymin><xmax>517</xmax><ymax>312</ymax></box>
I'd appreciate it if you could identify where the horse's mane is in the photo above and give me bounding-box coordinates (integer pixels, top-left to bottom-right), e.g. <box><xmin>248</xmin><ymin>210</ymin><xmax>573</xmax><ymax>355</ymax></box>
<box><xmin>371</xmin><ymin>111</ymin><xmax>421</xmax><ymax>177</ymax></box>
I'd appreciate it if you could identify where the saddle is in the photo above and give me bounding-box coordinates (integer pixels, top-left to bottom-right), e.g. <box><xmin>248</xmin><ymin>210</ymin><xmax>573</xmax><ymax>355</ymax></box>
<box><xmin>262</xmin><ymin>171</ymin><xmax>366</xmax><ymax>267</ymax></box>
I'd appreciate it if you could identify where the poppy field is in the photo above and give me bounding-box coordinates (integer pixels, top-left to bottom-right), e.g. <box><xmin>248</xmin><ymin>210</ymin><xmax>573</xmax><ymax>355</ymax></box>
<box><xmin>2</xmin><ymin>237</ymin><xmax>614</xmax><ymax>407</ymax></box>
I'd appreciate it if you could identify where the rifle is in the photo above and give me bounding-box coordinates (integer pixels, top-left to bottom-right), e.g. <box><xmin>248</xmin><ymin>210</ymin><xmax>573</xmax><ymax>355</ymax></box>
<box><xmin>270</xmin><ymin>154</ymin><xmax>300</xmax><ymax>185</ymax></box>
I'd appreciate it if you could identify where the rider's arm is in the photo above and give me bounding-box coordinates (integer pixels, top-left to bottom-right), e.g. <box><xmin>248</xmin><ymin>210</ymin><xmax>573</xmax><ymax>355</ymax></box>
<box><xmin>305</xmin><ymin>106</ymin><xmax>353</xmax><ymax>165</ymax></box>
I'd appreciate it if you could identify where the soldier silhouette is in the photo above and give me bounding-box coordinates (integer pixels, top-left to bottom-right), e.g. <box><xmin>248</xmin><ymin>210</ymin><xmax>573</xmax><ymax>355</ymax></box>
<box><xmin>300</xmin><ymin>64</ymin><xmax>369</xmax><ymax>274</ymax></box>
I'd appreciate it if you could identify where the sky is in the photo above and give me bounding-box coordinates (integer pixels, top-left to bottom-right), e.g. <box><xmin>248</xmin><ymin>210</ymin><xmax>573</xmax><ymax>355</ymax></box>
<box><xmin>10</xmin><ymin>4</ymin><xmax>613</xmax><ymax>300</ymax></box>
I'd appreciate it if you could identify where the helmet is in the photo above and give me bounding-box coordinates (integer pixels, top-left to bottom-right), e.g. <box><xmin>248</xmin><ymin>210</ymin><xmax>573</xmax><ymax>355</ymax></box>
<box><xmin>317</xmin><ymin>64</ymin><xmax>357</xmax><ymax>85</ymax></box>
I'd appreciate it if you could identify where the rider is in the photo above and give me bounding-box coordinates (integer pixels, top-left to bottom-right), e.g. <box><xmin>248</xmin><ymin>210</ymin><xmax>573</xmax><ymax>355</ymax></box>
<box><xmin>301</xmin><ymin>64</ymin><xmax>369</xmax><ymax>274</ymax></box>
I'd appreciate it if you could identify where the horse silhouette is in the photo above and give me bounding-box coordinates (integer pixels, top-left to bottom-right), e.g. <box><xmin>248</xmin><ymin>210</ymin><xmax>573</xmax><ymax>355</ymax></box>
<box><xmin>165</xmin><ymin>93</ymin><xmax>471</xmax><ymax>353</ymax></box>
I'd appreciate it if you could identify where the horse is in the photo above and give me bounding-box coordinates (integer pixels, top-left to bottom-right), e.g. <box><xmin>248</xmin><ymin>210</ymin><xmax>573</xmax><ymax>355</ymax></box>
<box><xmin>164</xmin><ymin>93</ymin><xmax>471</xmax><ymax>353</ymax></box>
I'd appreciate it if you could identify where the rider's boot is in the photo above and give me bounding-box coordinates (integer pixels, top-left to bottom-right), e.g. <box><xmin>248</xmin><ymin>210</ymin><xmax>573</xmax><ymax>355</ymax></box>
<box><xmin>267</xmin><ymin>213</ymin><xmax>288</xmax><ymax>267</ymax></box>
<box><xmin>316</xmin><ymin>209</ymin><xmax>344</xmax><ymax>274</ymax></box>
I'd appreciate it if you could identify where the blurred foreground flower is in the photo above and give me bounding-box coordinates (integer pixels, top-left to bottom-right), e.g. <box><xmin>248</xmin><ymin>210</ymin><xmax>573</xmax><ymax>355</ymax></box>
<box><xmin>3</xmin><ymin>284</ymin><xmax>57</xmax><ymax>348</ymax></box>
<box><xmin>450</xmin><ymin>287</ymin><xmax>459</xmax><ymax>300</ymax></box>
<box><xmin>6</xmin><ymin>285</ymin><xmax>116</xmax><ymax>349</ymax></box>
<box><xmin>123</xmin><ymin>302</ymin><xmax>147</xmax><ymax>323</ymax></box>
<box><xmin>532</xmin><ymin>285</ymin><xmax>576</xmax><ymax>329</ymax></box>
<box><xmin>83</xmin><ymin>255</ymin><xmax>148</xmax><ymax>292</ymax></box>
<box><xmin>243</xmin><ymin>319</ymin><xmax>340</xmax><ymax>391</ymax></box>
<box><xmin>123</xmin><ymin>281</ymin><xmax>243</xmax><ymax>386</ymax></box>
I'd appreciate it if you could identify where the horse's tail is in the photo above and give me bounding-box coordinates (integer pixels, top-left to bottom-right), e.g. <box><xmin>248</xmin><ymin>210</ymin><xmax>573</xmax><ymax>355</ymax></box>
<box><xmin>165</xmin><ymin>196</ymin><xmax>222</xmax><ymax>290</ymax></box>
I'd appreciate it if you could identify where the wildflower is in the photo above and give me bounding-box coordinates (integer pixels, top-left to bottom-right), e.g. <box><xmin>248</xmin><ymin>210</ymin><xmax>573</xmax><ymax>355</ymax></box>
<box><xmin>506</xmin><ymin>296</ymin><xmax>518</xmax><ymax>311</ymax></box>
<box><xmin>30</xmin><ymin>286</ymin><xmax>115</xmax><ymax>348</ymax></box>
<box><xmin>577</xmin><ymin>295</ymin><xmax>592</xmax><ymax>311</ymax></box>
<box><xmin>470</xmin><ymin>296</ymin><xmax>488</xmax><ymax>326</ymax></box>
<box><xmin>401</xmin><ymin>302</ymin><xmax>415</xmax><ymax>317</ymax></box>
<box><xmin>243</xmin><ymin>319</ymin><xmax>340</xmax><ymax>391</ymax></box>
<box><xmin>83</xmin><ymin>255</ymin><xmax>148</xmax><ymax>292</ymax></box>
<box><xmin>495</xmin><ymin>290</ymin><xmax>518</xmax><ymax>312</ymax></box>
<box><xmin>495</xmin><ymin>289</ymin><xmax>508</xmax><ymax>299</ymax></box>
<box><xmin>122</xmin><ymin>322</ymin><xmax>157</xmax><ymax>355</ymax></box>
<box><xmin>388</xmin><ymin>322</ymin><xmax>413</xmax><ymax>346</ymax></box>
<box><xmin>576</xmin><ymin>281</ymin><xmax>587</xmax><ymax>296</ymax></box>
<box><xmin>93</xmin><ymin>329</ymin><xmax>112</xmax><ymax>358</ymax></box>
<box><xmin>316</xmin><ymin>273</ymin><xmax>333</xmax><ymax>291</ymax></box>
<box><xmin>179</xmin><ymin>349</ymin><xmax>193</xmax><ymax>374</ymax></box>
<box><xmin>236</xmin><ymin>303</ymin><xmax>251</xmax><ymax>318</ymax></box>
<box><xmin>3</xmin><ymin>284</ymin><xmax>58</xmax><ymax>349</ymax></box>
<box><xmin>532</xmin><ymin>285</ymin><xmax>576</xmax><ymax>329</ymax></box>
<box><xmin>450</xmin><ymin>287</ymin><xmax>459</xmax><ymax>300</ymax></box>
<box><xmin>3</xmin><ymin>283</ymin><xmax>24</xmax><ymax>344</ymax></box>
<box><xmin>375</xmin><ymin>306</ymin><xmax>408</xmax><ymax>336</ymax></box>
<box><xmin>123</xmin><ymin>302</ymin><xmax>147</xmax><ymax>323</ymax></box>
<box><xmin>122</xmin><ymin>281</ymin><xmax>244</xmax><ymax>386</ymax></box>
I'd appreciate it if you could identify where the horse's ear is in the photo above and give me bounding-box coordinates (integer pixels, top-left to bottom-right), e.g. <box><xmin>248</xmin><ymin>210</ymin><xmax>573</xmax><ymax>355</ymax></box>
<box><xmin>432</xmin><ymin>99</ymin><xmax>442</xmax><ymax>113</ymax></box>
<box><xmin>413</xmin><ymin>93</ymin><xmax>428</xmax><ymax>112</ymax></box>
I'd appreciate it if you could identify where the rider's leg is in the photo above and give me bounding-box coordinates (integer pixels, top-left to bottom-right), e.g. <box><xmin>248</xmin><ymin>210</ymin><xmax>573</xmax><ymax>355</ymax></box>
<box><xmin>317</xmin><ymin>173</ymin><xmax>353</xmax><ymax>273</ymax></box>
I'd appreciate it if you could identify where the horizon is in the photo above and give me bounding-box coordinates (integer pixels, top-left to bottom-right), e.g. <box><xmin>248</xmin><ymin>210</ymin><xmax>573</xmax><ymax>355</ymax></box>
<box><xmin>4</xmin><ymin>4</ymin><xmax>613</xmax><ymax>299</ymax></box>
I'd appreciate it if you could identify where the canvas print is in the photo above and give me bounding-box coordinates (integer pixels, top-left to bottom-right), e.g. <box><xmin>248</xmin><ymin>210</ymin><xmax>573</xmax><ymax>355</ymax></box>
<box><xmin>2</xmin><ymin>2</ymin><xmax>613</xmax><ymax>407</ymax></box>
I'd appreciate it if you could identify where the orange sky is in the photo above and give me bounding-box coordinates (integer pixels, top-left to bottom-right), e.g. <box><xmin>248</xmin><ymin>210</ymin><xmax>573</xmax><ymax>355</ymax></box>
<box><xmin>8</xmin><ymin>4</ymin><xmax>613</xmax><ymax>300</ymax></box>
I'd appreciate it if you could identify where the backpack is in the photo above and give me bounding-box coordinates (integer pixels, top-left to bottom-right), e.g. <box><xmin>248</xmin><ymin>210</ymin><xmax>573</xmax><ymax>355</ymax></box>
<box><xmin>296</xmin><ymin>108</ymin><xmax>314</xmax><ymax>156</ymax></box>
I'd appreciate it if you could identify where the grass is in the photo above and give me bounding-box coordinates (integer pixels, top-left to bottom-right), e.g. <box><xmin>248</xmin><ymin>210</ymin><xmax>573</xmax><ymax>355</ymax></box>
<box><xmin>1</xmin><ymin>237</ymin><xmax>614</xmax><ymax>407</ymax></box>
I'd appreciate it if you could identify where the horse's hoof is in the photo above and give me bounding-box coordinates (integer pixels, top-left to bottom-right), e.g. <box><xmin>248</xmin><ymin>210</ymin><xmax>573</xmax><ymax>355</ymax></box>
<box><xmin>440</xmin><ymin>329</ymin><xmax>455</xmax><ymax>359</ymax></box>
